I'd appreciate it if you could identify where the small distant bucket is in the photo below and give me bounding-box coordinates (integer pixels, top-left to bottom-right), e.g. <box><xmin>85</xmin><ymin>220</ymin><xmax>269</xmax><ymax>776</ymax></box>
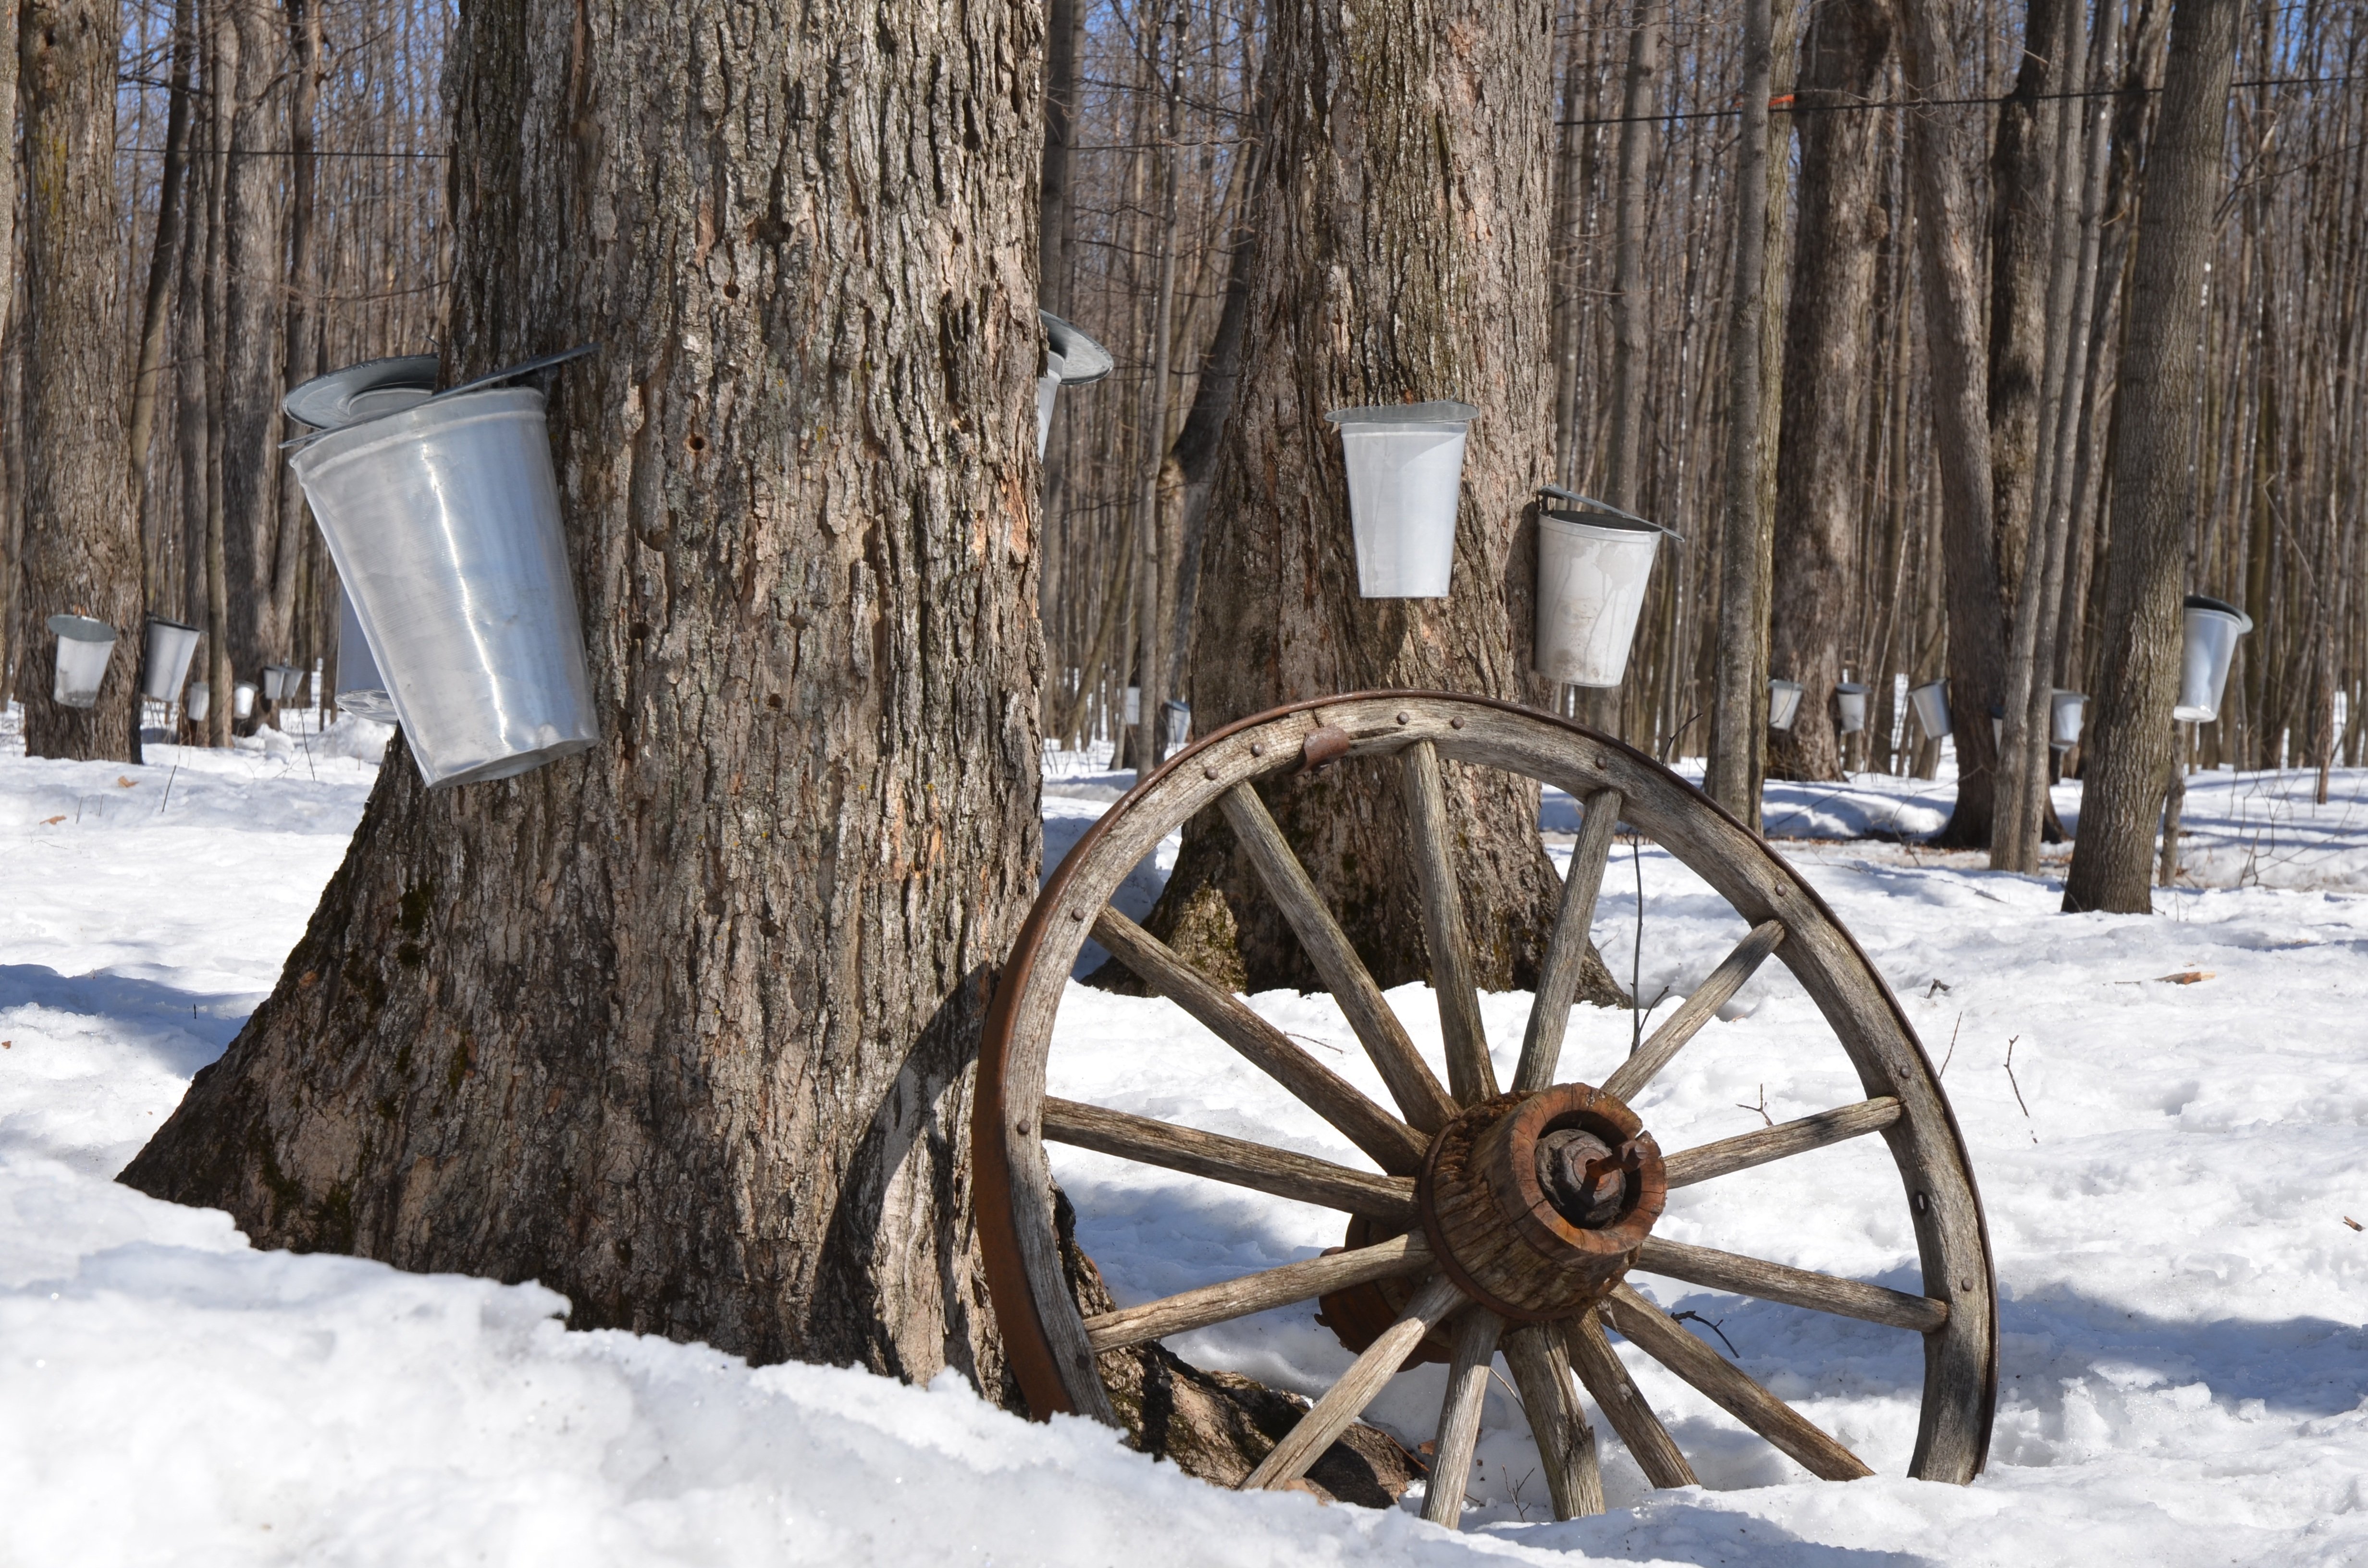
<box><xmin>1908</xmin><ymin>679</ymin><xmax>1951</xmax><ymax>739</ymax></box>
<box><xmin>1833</xmin><ymin>681</ymin><xmax>1870</xmax><ymax>735</ymax></box>
<box><xmin>289</xmin><ymin>386</ymin><xmax>598</xmax><ymax>787</ymax></box>
<box><xmin>186</xmin><ymin>681</ymin><xmax>210</xmax><ymax>722</ymax></box>
<box><xmin>1535</xmin><ymin>507</ymin><xmax>1662</xmax><ymax>687</ymax></box>
<box><xmin>1161</xmin><ymin>698</ymin><xmax>1191</xmax><ymax>754</ymax></box>
<box><xmin>141</xmin><ymin>617</ymin><xmax>202</xmax><ymax>704</ymax></box>
<box><xmin>233</xmin><ymin>681</ymin><xmax>258</xmax><ymax>720</ymax></box>
<box><xmin>2173</xmin><ymin>594</ymin><xmax>2252</xmax><ymax>723</ymax></box>
<box><xmin>1768</xmin><ymin>678</ymin><xmax>1805</xmax><ymax>732</ymax></box>
<box><xmin>2049</xmin><ymin>689</ymin><xmax>2086</xmax><ymax>748</ymax></box>
<box><xmin>1327</xmin><ymin>402</ymin><xmax>1479</xmax><ymax>599</ymax></box>
<box><xmin>47</xmin><ymin>615</ymin><xmax>117</xmax><ymax>709</ymax></box>
<box><xmin>334</xmin><ymin>589</ymin><xmax>398</xmax><ymax>723</ymax></box>
<box><xmin>1123</xmin><ymin>686</ymin><xmax>1142</xmax><ymax>726</ymax></box>
<box><xmin>261</xmin><ymin>663</ymin><xmax>304</xmax><ymax>703</ymax></box>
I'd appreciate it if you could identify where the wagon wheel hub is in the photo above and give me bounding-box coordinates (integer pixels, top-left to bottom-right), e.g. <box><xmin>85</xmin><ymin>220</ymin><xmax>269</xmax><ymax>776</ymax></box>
<box><xmin>1415</xmin><ymin>1084</ymin><xmax>1666</xmax><ymax>1323</ymax></box>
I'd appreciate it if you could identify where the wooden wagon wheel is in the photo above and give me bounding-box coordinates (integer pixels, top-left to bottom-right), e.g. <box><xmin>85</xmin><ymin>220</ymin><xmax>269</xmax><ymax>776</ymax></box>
<box><xmin>975</xmin><ymin>692</ymin><xmax>1996</xmax><ymax>1524</ymax></box>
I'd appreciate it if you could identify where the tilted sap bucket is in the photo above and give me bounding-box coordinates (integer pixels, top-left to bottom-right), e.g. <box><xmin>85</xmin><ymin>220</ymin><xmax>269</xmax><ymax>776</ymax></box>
<box><xmin>1834</xmin><ymin>681</ymin><xmax>1870</xmax><ymax>735</ymax></box>
<box><xmin>334</xmin><ymin>588</ymin><xmax>398</xmax><ymax>723</ymax></box>
<box><xmin>233</xmin><ymin>681</ymin><xmax>258</xmax><ymax>720</ymax></box>
<box><xmin>1037</xmin><ymin>313</ymin><xmax>1112</xmax><ymax>458</ymax></box>
<box><xmin>47</xmin><ymin>615</ymin><xmax>117</xmax><ymax>709</ymax></box>
<box><xmin>2050</xmin><ymin>689</ymin><xmax>2086</xmax><ymax>748</ymax></box>
<box><xmin>290</xmin><ymin>386</ymin><xmax>597</xmax><ymax>787</ymax></box>
<box><xmin>1535</xmin><ymin>508</ymin><xmax>1662</xmax><ymax>687</ymax></box>
<box><xmin>1768</xmin><ymin>678</ymin><xmax>1805</xmax><ymax>732</ymax></box>
<box><xmin>1327</xmin><ymin>402</ymin><xmax>1478</xmax><ymax>598</ymax></box>
<box><xmin>185</xmin><ymin>681</ymin><xmax>210</xmax><ymax>722</ymax></box>
<box><xmin>1907</xmin><ymin>679</ymin><xmax>1951</xmax><ymax>739</ymax></box>
<box><xmin>2173</xmin><ymin>594</ymin><xmax>2252</xmax><ymax>723</ymax></box>
<box><xmin>141</xmin><ymin>617</ymin><xmax>201</xmax><ymax>703</ymax></box>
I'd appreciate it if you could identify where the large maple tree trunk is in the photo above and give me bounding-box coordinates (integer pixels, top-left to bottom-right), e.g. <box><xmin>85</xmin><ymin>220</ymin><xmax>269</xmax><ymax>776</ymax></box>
<box><xmin>2063</xmin><ymin>0</ymin><xmax>2240</xmax><ymax>913</ymax></box>
<box><xmin>125</xmin><ymin>0</ymin><xmax>1045</xmax><ymax>1384</ymax></box>
<box><xmin>1766</xmin><ymin>0</ymin><xmax>1893</xmax><ymax>785</ymax></box>
<box><xmin>1144</xmin><ymin>0</ymin><xmax>1620</xmax><ymax>1007</ymax></box>
<box><xmin>14</xmin><ymin>0</ymin><xmax>143</xmax><ymax>764</ymax></box>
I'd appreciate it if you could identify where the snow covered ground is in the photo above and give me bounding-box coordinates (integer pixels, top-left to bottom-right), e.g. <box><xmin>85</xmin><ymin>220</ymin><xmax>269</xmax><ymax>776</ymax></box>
<box><xmin>6</xmin><ymin>705</ymin><xmax>2367</xmax><ymax>1566</ymax></box>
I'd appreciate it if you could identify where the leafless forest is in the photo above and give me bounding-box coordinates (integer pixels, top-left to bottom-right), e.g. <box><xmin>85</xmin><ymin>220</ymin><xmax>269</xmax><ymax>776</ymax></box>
<box><xmin>1</xmin><ymin>0</ymin><xmax>2361</xmax><ymax>826</ymax></box>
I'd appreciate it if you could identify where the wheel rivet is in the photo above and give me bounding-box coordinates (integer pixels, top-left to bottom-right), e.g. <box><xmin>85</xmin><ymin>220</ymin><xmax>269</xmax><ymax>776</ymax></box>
<box><xmin>1203</xmin><ymin>764</ymin><xmax>1219</xmax><ymax>779</ymax></box>
<box><xmin>1449</xmin><ymin>716</ymin><xmax>1465</xmax><ymax>729</ymax></box>
<box><xmin>1774</xmin><ymin>884</ymin><xmax>1788</xmax><ymax>897</ymax></box>
<box><xmin>1068</xmin><ymin>909</ymin><xmax>1084</xmax><ymax>921</ymax></box>
<box><xmin>1249</xmin><ymin>742</ymin><xmax>1265</xmax><ymax>757</ymax></box>
<box><xmin>1594</xmin><ymin>754</ymin><xmax>1610</xmax><ymax>769</ymax></box>
<box><xmin>1396</xmin><ymin>711</ymin><xmax>1411</xmax><ymax>724</ymax></box>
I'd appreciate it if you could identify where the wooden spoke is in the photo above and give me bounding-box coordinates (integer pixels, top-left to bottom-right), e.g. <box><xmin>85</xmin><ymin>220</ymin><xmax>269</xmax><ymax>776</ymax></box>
<box><xmin>1633</xmin><ymin>1237</ymin><xmax>1948</xmax><ymax>1333</ymax></box>
<box><xmin>1400</xmin><ymin>740</ymin><xmax>1497</xmax><ymax>1106</ymax></box>
<box><xmin>1091</xmin><ymin>909</ymin><xmax>1429</xmax><ymax>1175</ymax></box>
<box><xmin>1420</xmin><ymin>1304</ymin><xmax>1504</xmax><ymax>1526</ymax></box>
<box><xmin>1040</xmin><ymin>1098</ymin><xmax>1417</xmax><ymax>1224</ymax></box>
<box><xmin>1501</xmin><ymin>1321</ymin><xmax>1605</xmax><ymax>1518</ymax></box>
<box><xmin>1220</xmin><ymin>783</ymin><xmax>1458</xmax><ymax>1133</ymax></box>
<box><xmin>1515</xmin><ymin>786</ymin><xmax>1624</xmax><ymax>1093</ymax></box>
<box><xmin>1663</xmin><ymin>1098</ymin><xmax>1903</xmax><ymax>1188</ymax></box>
<box><xmin>1561</xmin><ymin>1308</ymin><xmax>1698</xmax><ymax>1489</ymax></box>
<box><xmin>1242</xmin><ymin>1274</ymin><xmax>1468</xmax><ymax>1491</ymax></box>
<box><xmin>1600</xmin><ymin>1282</ymin><xmax>1874</xmax><ymax>1481</ymax></box>
<box><xmin>1599</xmin><ymin>920</ymin><xmax>1786</xmax><ymax>1103</ymax></box>
<box><xmin>1083</xmin><ymin>1233</ymin><xmax>1434</xmax><ymax>1352</ymax></box>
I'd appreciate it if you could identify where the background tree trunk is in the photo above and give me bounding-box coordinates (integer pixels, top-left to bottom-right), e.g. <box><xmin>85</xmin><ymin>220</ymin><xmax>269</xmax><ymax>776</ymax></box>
<box><xmin>125</xmin><ymin>0</ymin><xmax>1046</xmax><ymax>1385</ymax></box>
<box><xmin>0</xmin><ymin>0</ymin><xmax>14</xmax><ymax>707</ymax></box>
<box><xmin>1766</xmin><ymin>0</ymin><xmax>1893</xmax><ymax>784</ymax></box>
<box><xmin>128</xmin><ymin>0</ymin><xmax>196</xmax><ymax>599</ymax></box>
<box><xmin>1147</xmin><ymin>0</ymin><xmax>1621</xmax><ymax>1007</ymax></box>
<box><xmin>2063</xmin><ymin>0</ymin><xmax>2241</xmax><ymax>913</ymax></box>
<box><xmin>1601</xmin><ymin>0</ymin><xmax>1658</xmax><ymax>516</ymax></box>
<box><xmin>1038</xmin><ymin>0</ymin><xmax>1086</xmax><ymax>323</ymax></box>
<box><xmin>14</xmin><ymin>0</ymin><xmax>143</xmax><ymax>764</ymax></box>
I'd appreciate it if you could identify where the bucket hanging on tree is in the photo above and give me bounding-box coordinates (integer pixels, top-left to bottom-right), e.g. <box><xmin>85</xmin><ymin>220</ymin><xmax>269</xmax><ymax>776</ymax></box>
<box><xmin>1161</xmin><ymin>698</ymin><xmax>1191</xmax><ymax>755</ymax></box>
<box><xmin>1326</xmin><ymin>401</ymin><xmax>1479</xmax><ymax>598</ymax></box>
<box><xmin>1908</xmin><ymin>679</ymin><xmax>1951</xmax><ymax>739</ymax></box>
<box><xmin>261</xmin><ymin>663</ymin><xmax>305</xmax><ymax>703</ymax></box>
<box><xmin>186</xmin><ymin>681</ymin><xmax>210</xmax><ymax>722</ymax></box>
<box><xmin>1834</xmin><ymin>681</ymin><xmax>1869</xmax><ymax>736</ymax></box>
<box><xmin>46</xmin><ymin>616</ymin><xmax>118</xmax><ymax>710</ymax></box>
<box><xmin>2050</xmin><ymin>689</ymin><xmax>2086</xmax><ymax>748</ymax></box>
<box><xmin>2173</xmin><ymin>594</ymin><xmax>2252</xmax><ymax>723</ymax></box>
<box><xmin>1768</xmin><ymin>678</ymin><xmax>1805</xmax><ymax>732</ymax></box>
<box><xmin>1037</xmin><ymin>312</ymin><xmax>1113</xmax><ymax>457</ymax></box>
<box><xmin>140</xmin><ymin>618</ymin><xmax>201</xmax><ymax>704</ymax></box>
<box><xmin>287</xmin><ymin>359</ymin><xmax>600</xmax><ymax>788</ymax></box>
<box><xmin>233</xmin><ymin>681</ymin><xmax>258</xmax><ymax>720</ymax></box>
<box><xmin>1532</xmin><ymin>489</ymin><xmax>1670</xmax><ymax>688</ymax></box>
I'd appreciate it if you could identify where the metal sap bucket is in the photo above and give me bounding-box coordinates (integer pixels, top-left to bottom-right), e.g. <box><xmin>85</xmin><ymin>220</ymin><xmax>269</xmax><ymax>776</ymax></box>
<box><xmin>1535</xmin><ymin>507</ymin><xmax>1662</xmax><ymax>687</ymax></box>
<box><xmin>1908</xmin><ymin>679</ymin><xmax>1951</xmax><ymax>739</ymax></box>
<box><xmin>261</xmin><ymin>662</ymin><xmax>304</xmax><ymax>702</ymax></box>
<box><xmin>1123</xmin><ymin>686</ymin><xmax>1142</xmax><ymax>726</ymax></box>
<box><xmin>1037</xmin><ymin>313</ymin><xmax>1112</xmax><ymax>458</ymax></box>
<box><xmin>233</xmin><ymin>681</ymin><xmax>258</xmax><ymax>720</ymax></box>
<box><xmin>141</xmin><ymin>617</ymin><xmax>201</xmax><ymax>703</ymax></box>
<box><xmin>47</xmin><ymin>615</ymin><xmax>118</xmax><ymax>709</ymax></box>
<box><xmin>334</xmin><ymin>588</ymin><xmax>398</xmax><ymax>723</ymax></box>
<box><xmin>2050</xmin><ymin>689</ymin><xmax>2086</xmax><ymax>748</ymax></box>
<box><xmin>1768</xmin><ymin>678</ymin><xmax>1805</xmax><ymax>732</ymax></box>
<box><xmin>1327</xmin><ymin>401</ymin><xmax>1478</xmax><ymax>598</ymax></box>
<box><xmin>288</xmin><ymin>386</ymin><xmax>598</xmax><ymax>787</ymax></box>
<box><xmin>186</xmin><ymin>681</ymin><xmax>210</xmax><ymax>722</ymax></box>
<box><xmin>1161</xmin><ymin>698</ymin><xmax>1191</xmax><ymax>754</ymax></box>
<box><xmin>2173</xmin><ymin>594</ymin><xmax>2252</xmax><ymax>723</ymax></box>
<box><xmin>1834</xmin><ymin>681</ymin><xmax>1869</xmax><ymax>735</ymax></box>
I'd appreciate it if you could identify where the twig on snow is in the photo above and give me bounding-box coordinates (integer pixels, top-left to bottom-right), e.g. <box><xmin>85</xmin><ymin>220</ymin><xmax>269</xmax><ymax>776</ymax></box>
<box><xmin>1938</xmin><ymin>1013</ymin><xmax>1961</xmax><ymax>1077</ymax></box>
<box><xmin>2004</xmin><ymin>1036</ymin><xmax>2036</xmax><ymax>1142</ymax></box>
<box><xmin>1669</xmin><ymin>1309</ymin><xmax>1738</xmax><ymax>1356</ymax></box>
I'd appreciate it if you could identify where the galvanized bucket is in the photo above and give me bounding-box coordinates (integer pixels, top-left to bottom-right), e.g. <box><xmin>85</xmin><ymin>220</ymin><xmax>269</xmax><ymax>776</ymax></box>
<box><xmin>333</xmin><ymin>589</ymin><xmax>398</xmax><ymax>723</ymax></box>
<box><xmin>1037</xmin><ymin>313</ymin><xmax>1112</xmax><ymax>459</ymax></box>
<box><xmin>141</xmin><ymin>617</ymin><xmax>201</xmax><ymax>704</ymax></box>
<box><xmin>186</xmin><ymin>681</ymin><xmax>211</xmax><ymax>722</ymax></box>
<box><xmin>1908</xmin><ymin>679</ymin><xmax>1951</xmax><ymax>739</ymax></box>
<box><xmin>2049</xmin><ymin>689</ymin><xmax>2086</xmax><ymax>748</ymax></box>
<box><xmin>47</xmin><ymin>615</ymin><xmax>117</xmax><ymax>709</ymax></box>
<box><xmin>1834</xmin><ymin>681</ymin><xmax>1870</xmax><ymax>735</ymax></box>
<box><xmin>1535</xmin><ymin>509</ymin><xmax>1661</xmax><ymax>687</ymax></box>
<box><xmin>2173</xmin><ymin>594</ymin><xmax>2251</xmax><ymax>723</ymax></box>
<box><xmin>261</xmin><ymin>663</ymin><xmax>304</xmax><ymax>703</ymax></box>
<box><xmin>1161</xmin><ymin>698</ymin><xmax>1191</xmax><ymax>755</ymax></box>
<box><xmin>1768</xmin><ymin>678</ymin><xmax>1805</xmax><ymax>733</ymax></box>
<box><xmin>1327</xmin><ymin>402</ymin><xmax>1478</xmax><ymax>599</ymax></box>
<box><xmin>289</xmin><ymin>386</ymin><xmax>598</xmax><ymax>787</ymax></box>
<box><xmin>233</xmin><ymin>681</ymin><xmax>258</xmax><ymax>720</ymax></box>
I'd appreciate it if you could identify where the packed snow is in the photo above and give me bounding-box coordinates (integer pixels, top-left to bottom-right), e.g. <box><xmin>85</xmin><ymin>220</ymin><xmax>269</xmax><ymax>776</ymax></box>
<box><xmin>5</xmin><ymin>703</ymin><xmax>2367</xmax><ymax>1566</ymax></box>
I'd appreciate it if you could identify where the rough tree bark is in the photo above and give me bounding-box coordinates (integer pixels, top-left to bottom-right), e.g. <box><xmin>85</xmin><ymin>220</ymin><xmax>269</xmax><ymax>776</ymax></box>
<box><xmin>1037</xmin><ymin>0</ymin><xmax>1086</xmax><ymax>322</ymax></box>
<box><xmin>1602</xmin><ymin>0</ymin><xmax>1659</xmax><ymax>514</ymax></box>
<box><xmin>1899</xmin><ymin>0</ymin><xmax>2005</xmax><ymax>847</ymax></box>
<box><xmin>2063</xmin><ymin>0</ymin><xmax>2241</xmax><ymax>913</ymax></box>
<box><xmin>125</xmin><ymin>0</ymin><xmax>1046</xmax><ymax>1384</ymax></box>
<box><xmin>1766</xmin><ymin>0</ymin><xmax>1894</xmax><ymax>784</ymax></box>
<box><xmin>14</xmin><ymin>0</ymin><xmax>143</xmax><ymax>763</ymax></box>
<box><xmin>128</xmin><ymin>0</ymin><xmax>197</xmax><ymax>591</ymax></box>
<box><xmin>0</xmin><ymin>0</ymin><xmax>14</xmax><ymax>706</ymax></box>
<box><xmin>1145</xmin><ymin>0</ymin><xmax>1622</xmax><ymax>1007</ymax></box>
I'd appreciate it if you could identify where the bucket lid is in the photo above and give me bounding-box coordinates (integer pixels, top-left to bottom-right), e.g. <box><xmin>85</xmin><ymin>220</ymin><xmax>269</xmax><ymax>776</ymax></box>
<box><xmin>1327</xmin><ymin>400</ymin><xmax>1479</xmax><ymax>427</ymax></box>
<box><xmin>1771</xmin><ymin>677</ymin><xmax>1804</xmax><ymax>692</ymax></box>
<box><xmin>1538</xmin><ymin>485</ymin><xmax>1683</xmax><ymax>541</ymax></box>
<box><xmin>1040</xmin><ymin>312</ymin><xmax>1114</xmax><ymax>385</ymax></box>
<box><xmin>1835</xmin><ymin>681</ymin><xmax>1869</xmax><ymax>694</ymax></box>
<box><xmin>47</xmin><ymin>613</ymin><xmax>115</xmax><ymax>642</ymax></box>
<box><xmin>430</xmin><ymin>343</ymin><xmax>599</xmax><ymax>404</ymax></box>
<box><xmin>284</xmin><ymin>355</ymin><xmax>441</xmax><ymax>430</ymax></box>
<box><xmin>145</xmin><ymin>614</ymin><xmax>199</xmax><ymax>634</ymax></box>
<box><xmin>2183</xmin><ymin>592</ymin><xmax>2254</xmax><ymax>632</ymax></box>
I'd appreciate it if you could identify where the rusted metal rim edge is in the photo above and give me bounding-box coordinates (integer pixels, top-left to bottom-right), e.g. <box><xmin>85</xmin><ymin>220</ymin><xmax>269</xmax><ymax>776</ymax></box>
<box><xmin>973</xmin><ymin>689</ymin><xmax>1997</xmax><ymax>1465</ymax></box>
